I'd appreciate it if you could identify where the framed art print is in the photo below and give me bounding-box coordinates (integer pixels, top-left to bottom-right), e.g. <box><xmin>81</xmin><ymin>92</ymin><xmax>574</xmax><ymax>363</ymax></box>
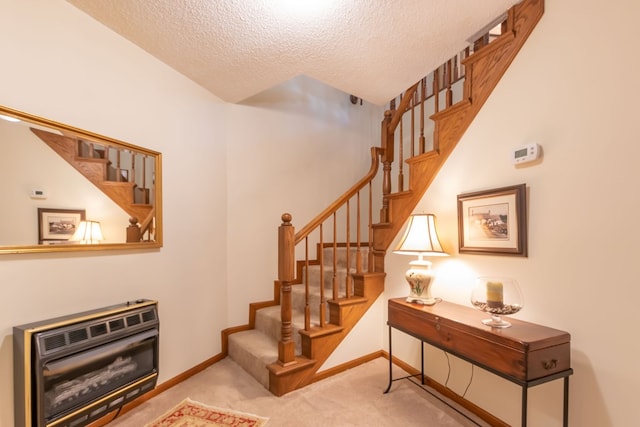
<box><xmin>457</xmin><ymin>184</ymin><xmax>527</xmax><ymax>256</ymax></box>
<box><xmin>38</xmin><ymin>208</ymin><xmax>86</xmax><ymax>244</ymax></box>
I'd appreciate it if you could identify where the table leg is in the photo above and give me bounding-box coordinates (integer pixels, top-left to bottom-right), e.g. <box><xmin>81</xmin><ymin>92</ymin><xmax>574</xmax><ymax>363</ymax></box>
<box><xmin>421</xmin><ymin>341</ymin><xmax>425</xmax><ymax>385</ymax></box>
<box><xmin>563</xmin><ymin>376</ymin><xmax>570</xmax><ymax>427</ymax></box>
<box><xmin>384</xmin><ymin>325</ymin><xmax>393</xmax><ymax>393</ymax></box>
<box><xmin>522</xmin><ymin>385</ymin><xmax>528</xmax><ymax>427</ymax></box>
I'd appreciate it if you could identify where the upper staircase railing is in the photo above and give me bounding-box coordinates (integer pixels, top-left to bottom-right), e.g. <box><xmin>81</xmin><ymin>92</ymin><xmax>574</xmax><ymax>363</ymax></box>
<box><xmin>380</xmin><ymin>14</ymin><xmax>507</xmax><ymax>209</ymax></box>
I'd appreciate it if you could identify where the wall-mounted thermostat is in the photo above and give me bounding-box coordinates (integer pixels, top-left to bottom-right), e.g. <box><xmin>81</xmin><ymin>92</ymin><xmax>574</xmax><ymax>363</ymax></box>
<box><xmin>30</xmin><ymin>189</ymin><xmax>47</xmax><ymax>199</ymax></box>
<box><xmin>513</xmin><ymin>143</ymin><xmax>541</xmax><ymax>165</ymax></box>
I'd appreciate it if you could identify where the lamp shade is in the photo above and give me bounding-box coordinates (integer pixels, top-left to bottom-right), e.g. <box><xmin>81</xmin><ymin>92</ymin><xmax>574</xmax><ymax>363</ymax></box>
<box><xmin>71</xmin><ymin>220</ymin><xmax>104</xmax><ymax>244</ymax></box>
<box><xmin>394</xmin><ymin>214</ymin><xmax>447</xmax><ymax>256</ymax></box>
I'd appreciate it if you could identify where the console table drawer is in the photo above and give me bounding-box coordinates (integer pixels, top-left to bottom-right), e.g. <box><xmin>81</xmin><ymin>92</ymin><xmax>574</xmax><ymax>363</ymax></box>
<box><xmin>388</xmin><ymin>298</ymin><xmax>571</xmax><ymax>381</ymax></box>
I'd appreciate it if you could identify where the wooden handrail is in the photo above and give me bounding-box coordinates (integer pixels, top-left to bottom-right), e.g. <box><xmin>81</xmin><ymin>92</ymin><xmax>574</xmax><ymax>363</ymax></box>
<box><xmin>294</xmin><ymin>146</ymin><xmax>382</xmax><ymax>244</ymax></box>
<box><xmin>274</xmin><ymin>145</ymin><xmax>382</xmax><ymax>367</ymax></box>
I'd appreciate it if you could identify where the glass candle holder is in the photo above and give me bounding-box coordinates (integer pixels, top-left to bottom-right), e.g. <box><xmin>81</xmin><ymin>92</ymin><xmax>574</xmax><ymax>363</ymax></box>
<box><xmin>470</xmin><ymin>277</ymin><xmax>524</xmax><ymax>328</ymax></box>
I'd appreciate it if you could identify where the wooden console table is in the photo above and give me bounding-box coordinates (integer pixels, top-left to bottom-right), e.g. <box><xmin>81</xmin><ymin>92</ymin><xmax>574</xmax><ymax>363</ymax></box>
<box><xmin>385</xmin><ymin>298</ymin><xmax>573</xmax><ymax>426</ymax></box>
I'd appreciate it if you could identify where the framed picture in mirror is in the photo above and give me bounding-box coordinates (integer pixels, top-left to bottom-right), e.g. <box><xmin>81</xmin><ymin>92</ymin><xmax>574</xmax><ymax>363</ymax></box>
<box><xmin>38</xmin><ymin>208</ymin><xmax>86</xmax><ymax>244</ymax></box>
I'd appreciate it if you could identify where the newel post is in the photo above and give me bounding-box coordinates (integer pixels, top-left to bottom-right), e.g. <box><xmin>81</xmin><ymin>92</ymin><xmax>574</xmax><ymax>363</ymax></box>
<box><xmin>277</xmin><ymin>213</ymin><xmax>296</xmax><ymax>366</ymax></box>
<box><xmin>380</xmin><ymin>110</ymin><xmax>393</xmax><ymax>223</ymax></box>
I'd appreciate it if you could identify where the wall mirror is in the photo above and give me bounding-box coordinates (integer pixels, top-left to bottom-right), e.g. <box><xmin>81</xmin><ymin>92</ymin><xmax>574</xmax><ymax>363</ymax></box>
<box><xmin>0</xmin><ymin>104</ymin><xmax>162</xmax><ymax>254</ymax></box>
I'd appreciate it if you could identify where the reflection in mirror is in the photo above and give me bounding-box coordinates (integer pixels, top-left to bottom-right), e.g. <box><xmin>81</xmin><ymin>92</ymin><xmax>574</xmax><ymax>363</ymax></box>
<box><xmin>0</xmin><ymin>105</ymin><xmax>162</xmax><ymax>254</ymax></box>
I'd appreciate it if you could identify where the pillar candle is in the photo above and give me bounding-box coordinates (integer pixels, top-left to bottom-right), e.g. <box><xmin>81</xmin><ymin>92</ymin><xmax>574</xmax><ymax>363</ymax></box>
<box><xmin>486</xmin><ymin>281</ymin><xmax>504</xmax><ymax>308</ymax></box>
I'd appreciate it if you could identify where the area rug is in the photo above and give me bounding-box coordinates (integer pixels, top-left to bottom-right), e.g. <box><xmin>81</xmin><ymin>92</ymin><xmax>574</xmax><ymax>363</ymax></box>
<box><xmin>145</xmin><ymin>398</ymin><xmax>269</xmax><ymax>427</ymax></box>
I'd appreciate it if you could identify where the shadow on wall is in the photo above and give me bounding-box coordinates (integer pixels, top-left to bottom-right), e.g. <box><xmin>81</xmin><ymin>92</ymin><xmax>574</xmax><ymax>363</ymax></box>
<box><xmin>567</xmin><ymin>349</ymin><xmax>611</xmax><ymax>427</ymax></box>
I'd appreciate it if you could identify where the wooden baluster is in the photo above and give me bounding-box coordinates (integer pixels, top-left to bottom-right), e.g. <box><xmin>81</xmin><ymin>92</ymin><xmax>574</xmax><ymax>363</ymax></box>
<box><xmin>115</xmin><ymin>148</ymin><xmax>122</xmax><ymax>181</ymax></box>
<box><xmin>356</xmin><ymin>191</ymin><xmax>362</xmax><ymax>274</ymax></box>
<box><xmin>277</xmin><ymin>213</ymin><xmax>295</xmax><ymax>365</ymax></box>
<box><xmin>462</xmin><ymin>47</ymin><xmax>471</xmax><ymax>99</ymax></box>
<box><xmin>380</xmin><ymin>110</ymin><xmax>393</xmax><ymax>223</ymax></box>
<box><xmin>398</xmin><ymin>98</ymin><xmax>404</xmax><ymax>192</ymax></box>
<box><xmin>368</xmin><ymin>182</ymin><xmax>374</xmax><ymax>272</ymax></box>
<box><xmin>345</xmin><ymin>200</ymin><xmax>352</xmax><ymax>299</ymax></box>
<box><xmin>304</xmin><ymin>237</ymin><xmax>310</xmax><ymax>330</ymax></box>
<box><xmin>433</xmin><ymin>67</ymin><xmax>440</xmax><ymax>114</ymax></box>
<box><xmin>453</xmin><ymin>55</ymin><xmax>459</xmax><ymax>82</ymax></box>
<box><xmin>130</xmin><ymin>152</ymin><xmax>136</xmax><ymax>184</ymax></box>
<box><xmin>446</xmin><ymin>59</ymin><xmax>453</xmax><ymax>107</ymax></box>
<box><xmin>332</xmin><ymin>213</ymin><xmax>338</xmax><ymax>301</ymax></box>
<box><xmin>419</xmin><ymin>77</ymin><xmax>426</xmax><ymax>154</ymax></box>
<box><xmin>318</xmin><ymin>223</ymin><xmax>326</xmax><ymax>327</ymax></box>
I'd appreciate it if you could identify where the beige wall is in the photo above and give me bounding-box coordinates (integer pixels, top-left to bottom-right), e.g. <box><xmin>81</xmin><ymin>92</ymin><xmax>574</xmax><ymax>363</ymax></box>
<box><xmin>383</xmin><ymin>0</ymin><xmax>640</xmax><ymax>426</ymax></box>
<box><xmin>2</xmin><ymin>0</ymin><xmax>638</xmax><ymax>426</ymax></box>
<box><xmin>0</xmin><ymin>1</ymin><xmax>384</xmax><ymax>426</ymax></box>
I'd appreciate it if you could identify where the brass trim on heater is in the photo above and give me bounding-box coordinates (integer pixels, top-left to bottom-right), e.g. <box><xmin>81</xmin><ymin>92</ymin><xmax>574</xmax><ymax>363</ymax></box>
<box><xmin>22</xmin><ymin>300</ymin><xmax>157</xmax><ymax>335</ymax></box>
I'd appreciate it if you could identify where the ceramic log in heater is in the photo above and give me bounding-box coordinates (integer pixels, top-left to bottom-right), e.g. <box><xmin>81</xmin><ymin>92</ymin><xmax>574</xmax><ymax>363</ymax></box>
<box><xmin>13</xmin><ymin>300</ymin><xmax>159</xmax><ymax>427</ymax></box>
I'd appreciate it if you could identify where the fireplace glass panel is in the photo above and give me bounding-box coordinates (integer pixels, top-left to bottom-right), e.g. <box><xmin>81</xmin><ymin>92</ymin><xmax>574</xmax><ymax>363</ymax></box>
<box><xmin>41</xmin><ymin>329</ymin><xmax>157</xmax><ymax>423</ymax></box>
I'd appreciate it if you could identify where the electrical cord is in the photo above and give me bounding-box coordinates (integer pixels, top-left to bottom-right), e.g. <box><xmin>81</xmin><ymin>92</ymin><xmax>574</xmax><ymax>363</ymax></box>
<box><xmin>444</xmin><ymin>351</ymin><xmax>451</xmax><ymax>388</ymax></box>
<box><xmin>443</xmin><ymin>350</ymin><xmax>474</xmax><ymax>397</ymax></box>
<box><xmin>462</xmin><ymin>364</ymin><xmax>475</xmax><ymax>398</ymax></box>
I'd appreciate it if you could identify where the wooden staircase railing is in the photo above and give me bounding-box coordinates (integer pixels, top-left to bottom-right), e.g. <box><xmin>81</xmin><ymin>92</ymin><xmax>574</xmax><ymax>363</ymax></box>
<box><xmin>234</xmin><ymin>0</ymin><xmax>544</xmax><ymax>398</ymax></box>
<box><xmin>274</xmin><ymin>146</ymin><xmax>382</xmax><ymax>361</ymax></box>
<box><xmin>374</xmin><ymin>0</ymin><xmax>544</xmax><ymax>261</ymax></box>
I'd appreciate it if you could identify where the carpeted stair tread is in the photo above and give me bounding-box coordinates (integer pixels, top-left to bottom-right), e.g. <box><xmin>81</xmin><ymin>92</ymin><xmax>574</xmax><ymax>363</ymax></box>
<box><xmin>231</xmin><ymin>245</ymin><xmax>370</xmax><ymax>389</ymax></box>
<box><xmin>228</xmin><ymin>329</ymin><xmax>277</xmax><ymax>388</ymax></box>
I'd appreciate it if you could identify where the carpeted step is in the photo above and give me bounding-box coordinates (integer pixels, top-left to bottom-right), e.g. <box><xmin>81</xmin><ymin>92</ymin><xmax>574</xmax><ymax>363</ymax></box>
<box><xmin>321</xmin><ymin>246</ymin><xmax>369</xmax><ymax>270</ymax></box>
<box><xmin>227</xmin><ymin>329</ymin><xmax>278</xmax><ymax>389</ymax></box>
<box><xmin>254</xmin><ymin>305</ymin><xmax>307</xmax><ymax>354</ymax></box>
<box><xmin>300</xmin><ymin>265</ymin><xmax>355</xmax><ymax>295</ymax></box>
<box><xmin>233</xmin><ymin>245</ymin><xmax>370</xmax><ymax>390</ymax></box>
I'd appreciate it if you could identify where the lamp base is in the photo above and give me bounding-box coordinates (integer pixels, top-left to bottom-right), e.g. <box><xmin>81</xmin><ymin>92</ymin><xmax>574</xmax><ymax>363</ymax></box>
<box><xmin>406</xmin><ymin>296</ymin><xmax>441</xmax><ymax>305</ymax></box>
<box><xmin>404</xmin><ymin>259</ymin><xmax>440</xmax><ymax>306</ymax></box>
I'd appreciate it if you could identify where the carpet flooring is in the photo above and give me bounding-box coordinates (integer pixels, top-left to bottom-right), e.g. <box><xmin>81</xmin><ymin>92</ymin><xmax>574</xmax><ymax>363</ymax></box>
<box><xmin>106</xmin><ymin>357</ymin><xmax>489</xmax><ymax>427</ymax></box>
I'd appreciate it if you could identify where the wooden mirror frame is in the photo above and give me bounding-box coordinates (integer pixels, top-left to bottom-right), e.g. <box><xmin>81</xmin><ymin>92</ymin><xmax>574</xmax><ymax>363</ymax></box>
<box><xmin>0</xmin><ymin>105</ymin><xmax>162</xmax><ymax>254</ymax></box>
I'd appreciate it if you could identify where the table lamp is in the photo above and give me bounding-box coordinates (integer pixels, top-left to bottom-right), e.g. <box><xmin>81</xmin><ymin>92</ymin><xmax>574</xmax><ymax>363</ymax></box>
<box><xmin>394</xmin><ymin>214</ymin><xmax>448</xmax><ymax>305</ymax></box>
<box><xmin>71</xmin><ymin>220</ymin><xmax>104</xmax><ymax>244</ymax></box>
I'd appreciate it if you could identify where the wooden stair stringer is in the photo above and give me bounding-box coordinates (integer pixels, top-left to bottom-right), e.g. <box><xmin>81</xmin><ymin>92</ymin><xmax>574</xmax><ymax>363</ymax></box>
<box><xmin>266</xmin><ymin>271</ymin><xmax>385</xmax><ymax>396</ymax></box>
<box><xmin>30</xmin><ymin>127</ymin><xmax>154</xmax><ymax>229</ymax></box>
<box><xmin>374</xmin><ymin>0</ymin><xmax>544</xmax><ymax>253</ymax></box>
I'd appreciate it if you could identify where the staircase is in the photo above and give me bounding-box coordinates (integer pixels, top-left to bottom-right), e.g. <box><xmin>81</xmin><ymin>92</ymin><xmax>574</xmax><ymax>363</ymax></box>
<box><xmin>228</xmin><ymin>0</ymin><xmax>543</xmax><ymax>397</ymax></box>
<box><xmin>227</xmin><ymin>243</ymin><xmax>383</xmax><ymax>390</ymax></box>
<box><xmin>30</xmin><ymin>127</ymin><xmax>156</xmax><ymax>236</ymax></box>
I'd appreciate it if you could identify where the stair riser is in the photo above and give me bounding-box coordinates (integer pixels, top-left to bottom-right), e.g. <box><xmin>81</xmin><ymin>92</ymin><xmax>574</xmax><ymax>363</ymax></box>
<box><xmin>321</xmin><ymin>247</ymin><xmax>369</xmax><ymax>271</ymax></box>
<box><xmin>301</xmin><ymin>266</ymin><xmax>353</xmax><ymax>295</ymax></box>
<box><xmin>255</xmin><ymin>308</ymin><xmax>304</xmax><ymax>354</ymax></box>
<box><xmin>291</xmin><ymin>286</ymin><xmax>331</xmax><ymax>319</ymax></box>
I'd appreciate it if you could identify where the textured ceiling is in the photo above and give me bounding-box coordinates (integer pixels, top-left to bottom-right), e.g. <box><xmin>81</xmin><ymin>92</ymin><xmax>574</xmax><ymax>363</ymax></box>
<box><xmin>66</xmin><ymin>0</ymin><xmax>520</xmax><ymax>105</ymax></box>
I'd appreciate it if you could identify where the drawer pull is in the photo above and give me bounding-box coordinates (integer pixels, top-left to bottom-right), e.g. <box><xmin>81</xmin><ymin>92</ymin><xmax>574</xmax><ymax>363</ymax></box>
<box><xmin>543</xmin><ymin>359</ymin><xmax>558</xmax><ymax>370</ymax></box>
